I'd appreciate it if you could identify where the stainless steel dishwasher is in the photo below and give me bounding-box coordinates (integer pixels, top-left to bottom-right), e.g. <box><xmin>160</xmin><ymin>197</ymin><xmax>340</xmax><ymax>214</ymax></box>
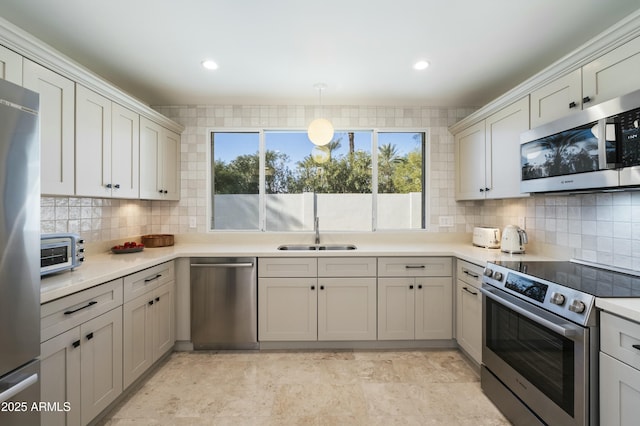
<box><xmin>190</xmin><ymin>257</ymin><xmax>258</xmax><ymax>350</ymax></box>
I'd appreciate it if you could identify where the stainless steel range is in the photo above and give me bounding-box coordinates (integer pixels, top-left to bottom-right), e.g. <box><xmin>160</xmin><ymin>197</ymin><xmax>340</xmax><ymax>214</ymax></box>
<box><xmin>481</xmin><ymin>259</ymin><xmax>640</xmax><ymax>426</ymax></box>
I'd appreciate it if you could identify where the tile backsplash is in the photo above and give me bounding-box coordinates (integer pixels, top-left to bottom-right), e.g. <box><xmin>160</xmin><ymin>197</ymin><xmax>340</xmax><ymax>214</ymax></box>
<box><xmin>42</xmin><ymin>103</ymin><xmax>640</xmax><ymax>268</ymax></box>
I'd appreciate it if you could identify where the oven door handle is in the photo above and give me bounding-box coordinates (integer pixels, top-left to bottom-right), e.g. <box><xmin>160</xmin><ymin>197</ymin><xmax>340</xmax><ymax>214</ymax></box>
<box><xmin>480</xmin><ymin>286</ymin><xmax>578</xmax><ymax>337</ymax></box>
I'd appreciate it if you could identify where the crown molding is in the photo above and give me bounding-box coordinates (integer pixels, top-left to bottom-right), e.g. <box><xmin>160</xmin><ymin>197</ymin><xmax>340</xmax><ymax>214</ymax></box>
<box><xmin>449</xmin><ymin>8</ymin><xmax>640</xmax><ymax>135</ymax></box>
<box><xmin>0</xmin><ymin>16</ymin><xmax>184</xmax><ymax>133</ymax></box>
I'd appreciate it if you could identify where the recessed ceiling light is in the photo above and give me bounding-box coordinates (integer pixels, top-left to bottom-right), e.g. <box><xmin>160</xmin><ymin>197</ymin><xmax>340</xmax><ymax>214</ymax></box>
<box><xmin>201</xmin><ymin>60</ymin><xmax>219</xmax><ymax>70</ymax></box>
<box><xmin>413</xmin><ymin>60</ymin><xmax>430</xmax><ymax>71</ymax></box>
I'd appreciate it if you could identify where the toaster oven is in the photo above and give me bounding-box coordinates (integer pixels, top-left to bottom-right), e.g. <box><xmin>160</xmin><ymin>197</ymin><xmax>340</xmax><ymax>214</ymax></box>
<box><xmin>40</xmin><ymin>233</ymin><xmax>85</xmax><ymax>276</ymax></box>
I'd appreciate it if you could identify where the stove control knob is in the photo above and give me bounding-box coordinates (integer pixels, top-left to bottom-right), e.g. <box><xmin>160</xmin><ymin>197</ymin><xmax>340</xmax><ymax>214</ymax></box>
<box><xmin>483</xmin><ymin>268</ymin><xmax>493</xmax><ymax>278</ymax></box>
<box><xmin>550</xmin><ymin>292</ymin><xmax>565</xmax><ymax>306</ymax></box>
<box><xmin>493</xmin><ymin>272</ymin><xmax>503</xmax><ymax>281</ymax></box>
<box><xmin>568</xmin><ymin>299</ymin><xmax>586</xmax><ymax>314</ymax></box>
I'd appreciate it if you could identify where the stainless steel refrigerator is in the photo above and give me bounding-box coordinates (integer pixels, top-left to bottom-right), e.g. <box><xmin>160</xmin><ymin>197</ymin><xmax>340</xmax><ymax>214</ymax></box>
<box><xmin>0</xmin><ymin>78</ymin><xmax>41</xmax><ymax>425</ymax></box>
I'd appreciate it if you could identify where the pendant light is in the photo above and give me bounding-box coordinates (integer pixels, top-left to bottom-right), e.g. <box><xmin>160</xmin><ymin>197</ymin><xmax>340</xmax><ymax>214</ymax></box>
<box><xmin>308</xmin><ymin>83</ymin><xmax>334</xmax><ymax>146</ymax></box>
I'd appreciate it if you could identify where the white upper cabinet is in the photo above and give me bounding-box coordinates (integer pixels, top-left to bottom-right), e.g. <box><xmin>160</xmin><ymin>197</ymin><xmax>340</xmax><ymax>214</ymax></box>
<box><xmin>455</xmin><ymin>97</ymin><xmax>529</xmax><ymax>200</ymax></box>
<box><xmin>485</xmin><ymin>96</ymin><xmax>530</xmax><ymax>199</ymax></box>
<box><xmin>140</xmin><ymin>117</ymin><xmax>180</xmax><ymax>200</ymax></box>
<box><xmin>455</xmin><ymin>121</ymin><xmax>486</xmax><ymax>200</ymax></box>
<box><xmin>23</xmin><ymin>59</ymin><xmax>75</xmax><ymax>196</ymax></box>
<box><xmin>530</xmin><ymin>69</ymin><xmax>582</xmax><ymax>128</ymax></box>
<box><xmin>75</xmin><ymin>85</ymin><xmax>139</xmax><ymax>198</ymax></box>
<box><xmin>0</xmin><ymin>45</ymin><xmax>22</xmax><ymax>85</ymax></box>
<box><xmin>530</xmin><ymin>36</ymin><xmax>640</xmax><ymax>128</ymax></box>
<box><xmin>583</xmin><ymin>35</ymin><xmax>640</xmax><ymax>107</ymax></box>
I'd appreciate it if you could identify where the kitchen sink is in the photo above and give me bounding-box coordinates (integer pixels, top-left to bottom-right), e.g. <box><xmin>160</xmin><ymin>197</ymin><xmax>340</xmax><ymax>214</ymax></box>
<box><xmin>318</xmin><ymin>244</ymin><xmax>357</xmax><ymax>250</ymax></box>
<box><xmin>277</xmin><ymin>244</ymin><xmax>357</xmax><ymax>251</ymax></box>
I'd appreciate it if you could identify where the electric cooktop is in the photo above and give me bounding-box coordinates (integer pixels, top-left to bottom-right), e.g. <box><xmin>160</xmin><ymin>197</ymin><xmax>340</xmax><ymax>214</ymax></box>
<box><xmin>492</xmin><ymin>260</ymin><xmax>640</xmax><ymax>298</ymax></box>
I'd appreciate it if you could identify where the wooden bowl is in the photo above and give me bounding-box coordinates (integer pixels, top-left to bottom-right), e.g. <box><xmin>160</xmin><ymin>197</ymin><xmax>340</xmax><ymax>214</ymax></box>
<box><xmin>140</xmin><ymin>234</ymin><xmax>174</xmax><ymax>248</ymax></box>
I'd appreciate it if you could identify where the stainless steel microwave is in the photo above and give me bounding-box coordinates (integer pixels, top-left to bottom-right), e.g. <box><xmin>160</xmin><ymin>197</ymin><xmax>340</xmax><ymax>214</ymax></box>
<box><xmin>520</xmin><ymin>88</ymin><xmax>640</xmax><ymax>193</ymax></box>
<box><xmin>41</xmin><ymin>233</ymin><xmax>85</xmax><ymax>276</ymax></box>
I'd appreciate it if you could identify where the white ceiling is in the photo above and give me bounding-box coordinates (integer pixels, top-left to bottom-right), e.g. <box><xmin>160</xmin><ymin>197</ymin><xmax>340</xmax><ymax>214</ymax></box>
<box><xmin>1</xmin><ymin>1</ymin><xmax>639</xmax><ymax>107</ymax></box>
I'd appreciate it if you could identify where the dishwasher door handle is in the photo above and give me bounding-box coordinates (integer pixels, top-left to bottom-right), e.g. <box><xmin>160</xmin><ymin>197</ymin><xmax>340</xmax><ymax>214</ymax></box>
<box><xmin>190</xmin><ymin>263</ymin><xmax>254</xmax><ymax>268</ymax></box>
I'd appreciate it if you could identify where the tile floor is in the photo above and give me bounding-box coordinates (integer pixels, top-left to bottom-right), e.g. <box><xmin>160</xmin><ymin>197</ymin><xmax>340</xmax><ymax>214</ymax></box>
<box><xmin>99</xmin><ymin>349</ymin><xmax>510</xmax><ymax>425</ymax></box>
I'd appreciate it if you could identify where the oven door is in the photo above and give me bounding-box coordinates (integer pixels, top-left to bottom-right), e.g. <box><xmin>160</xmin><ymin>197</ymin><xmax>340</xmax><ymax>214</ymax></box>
<box><xmin>481</xmin><ymin>285</ymin><xmax>589</xmax><ymax>426</ymax></box>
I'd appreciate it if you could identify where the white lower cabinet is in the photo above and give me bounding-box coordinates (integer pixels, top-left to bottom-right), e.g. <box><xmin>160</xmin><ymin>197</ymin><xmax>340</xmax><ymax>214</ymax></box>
<box><xmin>318</xmin><ymin>277</ymin><xmax>377</xmax><ymax>341</ymax></box>
<box><xmin>40</xmin><ymin>279</ymin><xmax>123</xmax><ymax>426</ymax></box>
<box><xmin>259</xmin><ymin>277</ymin><xmax>318</xmax><ymax>341</ymax></box>
<box><xmin>600</xmin><ymin>311</ymin><xmax>640</xmax><ymax>425</ymax></box>
<box><xmin>377</xmin><ymin>257</ymin><xmax>453</xmax><ymax>341</ymax></box>
<box><xmin>258</xmin><ymin>257</ymin><xmax>377</xmax><ymax>341</ymax></box>
<box><xmin>123</xmin><ymin>262</ymin><xmax>175</xmax><ymax>389</ymax></box>
<box><xmin>41</xmin><ymin>261</ymin><xmax>176</xmax><ymax>426</ymax></box>
<box><xmin>455</xmin><ymin>260</ymin><xmax>483</xmax><ymax>363</ymax></box>
<box><xmin>79</xmin><ymin>307</ymin><xmax>123</xmax><ymax>426</ymax></box>
<box><xmin>378</xmin><ymin>277</ymin><xmax>452</xmax><ymax>340</ymax></box>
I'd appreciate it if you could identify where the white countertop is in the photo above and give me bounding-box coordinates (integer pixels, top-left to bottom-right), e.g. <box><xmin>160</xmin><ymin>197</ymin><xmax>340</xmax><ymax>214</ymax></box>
<box><xmin>596</xmin><ymin>298</ymin><xmax>640</xmax><ymax>323</ymax></box>
<box><xmin>40</xmin><ymin>241</ymin><xmax>554</xmax><ymax>304</ymax></box>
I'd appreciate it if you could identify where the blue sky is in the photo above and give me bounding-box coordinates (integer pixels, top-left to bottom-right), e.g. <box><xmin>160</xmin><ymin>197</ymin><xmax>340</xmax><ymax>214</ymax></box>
<box><xmin>212</xmin><ymin>131</ymin><xmax>422</xmax><ymax>166</ymax></box>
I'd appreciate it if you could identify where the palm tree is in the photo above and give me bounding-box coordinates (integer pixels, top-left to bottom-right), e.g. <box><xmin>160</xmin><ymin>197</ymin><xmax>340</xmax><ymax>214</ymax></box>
<box><xmin>378</xmin><ymin>143</ymin><xmax>404</xmax><ymax>193</ymax></box>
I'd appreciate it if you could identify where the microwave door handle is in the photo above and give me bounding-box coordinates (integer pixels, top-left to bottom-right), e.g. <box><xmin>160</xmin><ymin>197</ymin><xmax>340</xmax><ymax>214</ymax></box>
<box><xmin>597</xmin><ymin>118</ymin><xmax>618</xmax><ymax>169</ymax></box>
<box><xmin>480</xmin><ymin>286</ymin><xmax>578</xmax><ymax>337</ymax></box>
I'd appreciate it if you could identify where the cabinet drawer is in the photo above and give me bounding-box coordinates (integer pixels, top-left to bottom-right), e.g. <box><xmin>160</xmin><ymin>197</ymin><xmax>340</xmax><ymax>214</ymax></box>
<box><xmin>378</xmin><ymin>257</ymin><xmax>452</xmax><ymax>277</ymax></box>
<box><xmin>318</xmin><ymin>257</ymin><xmax>376</xmax><ymax>277</ymax></box>
<box><xmin>123</xmin><ymin>261</ymin><xmax>174</xmax><ymax>302</ymax></box>
<box><xmin>601</xmin><ymin>311</ymin><xmax>640</xmax><ymax>370</ymax></box>
<box><xmin>41</xmin><ymin>279</ymin><xmax>123</xmax><ymax>342</ymax></box>
<box><xmin>258</xmin><ymin>257</ymin><xmax>317</xmax><ymax>277</ymax></box>
<box><xmin>456</xmin><ymin>259</ymin><xmax>483</xmax><ymax>288</ymax></box>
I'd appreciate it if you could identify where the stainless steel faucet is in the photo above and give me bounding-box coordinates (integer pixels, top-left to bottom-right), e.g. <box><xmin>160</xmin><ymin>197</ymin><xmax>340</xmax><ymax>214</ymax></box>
<box><xmin>314</xmin><ymin>217</ymin><xmax>320</xmax><ymax>245</ymax></box>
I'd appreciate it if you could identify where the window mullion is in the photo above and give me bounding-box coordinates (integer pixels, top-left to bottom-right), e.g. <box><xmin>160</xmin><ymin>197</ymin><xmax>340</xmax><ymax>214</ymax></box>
<box><xmin>259</xmin><ymin>129</ymin><xmax>266</xmax><ymax>231</ymax></box>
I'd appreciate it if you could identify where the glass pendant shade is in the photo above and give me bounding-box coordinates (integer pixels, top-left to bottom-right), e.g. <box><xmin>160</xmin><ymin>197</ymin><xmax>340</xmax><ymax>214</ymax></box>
<box><xmin>308</xmin><ymin>118</ymin><xmax>334</xmax><ymax>146</ymax></box>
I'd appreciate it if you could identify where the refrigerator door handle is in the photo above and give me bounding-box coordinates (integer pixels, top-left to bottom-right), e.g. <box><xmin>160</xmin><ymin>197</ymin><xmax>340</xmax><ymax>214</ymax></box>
<box><xmin>0</xmin><ymin>373</ymin><xmax>38</xmax><ymax>402</ymax></box>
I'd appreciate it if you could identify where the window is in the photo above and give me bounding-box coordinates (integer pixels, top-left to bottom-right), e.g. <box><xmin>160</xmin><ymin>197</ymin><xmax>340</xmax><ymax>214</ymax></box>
<box><xmin>209</xmin><ymin>130</ymin><xmax>426</xmax><ymax>231</ymax></box>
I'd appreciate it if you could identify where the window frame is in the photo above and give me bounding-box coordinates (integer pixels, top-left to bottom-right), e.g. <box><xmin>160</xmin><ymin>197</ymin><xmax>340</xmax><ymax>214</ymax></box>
<box><xmin>207</xmin><ymin>127</ymin><xmax>430</xmax><ymax>232</ymax></box>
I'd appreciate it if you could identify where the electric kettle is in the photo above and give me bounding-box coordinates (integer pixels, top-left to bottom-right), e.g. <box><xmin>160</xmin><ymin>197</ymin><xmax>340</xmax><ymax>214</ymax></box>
<box><xmin>501</xmin><ymin>225</ymin><xmax>528</xmax><ymax>253</ymax></box>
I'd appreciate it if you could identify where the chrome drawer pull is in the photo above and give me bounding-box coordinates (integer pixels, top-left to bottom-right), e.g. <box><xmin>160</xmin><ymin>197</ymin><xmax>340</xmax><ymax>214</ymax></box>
<box><xmin>64</xmin><ymin>300</ymin><xmax>97</xmax><ymax>315</ymax></box>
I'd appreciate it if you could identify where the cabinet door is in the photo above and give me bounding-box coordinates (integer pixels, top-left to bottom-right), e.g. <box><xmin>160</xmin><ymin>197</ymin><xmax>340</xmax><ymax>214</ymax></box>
<box><xmin>23</xmin><ymin>59</ymin><xmax>75</xmax><ymax>195</ymax></box>
<box><xmin>111</xmin><ymin>103</ymin><xmax>140</xmax><ymax>198</ymax></box>
<box><xmin>455</xmin><ymin>120</ymin><xmax>486</xmax><ymax>200</ymax></box>
<box><xmin>258</xmin><ymin>277</ymin><xmax>317</xmax><ymax>341</ymax></box>
<box><xmin>40</xmin><ymin>328</ymin><xmax>81</xmax><ymax>426</ymax></box>
<box><xmin>161</xmin><ymin>128</ymin><xmax>180</xmax><ymax>200</ymax></box>
<box><xmin>317</xmin><ymin>277</ymin><xmax>376</xmax><ymax>341</ymax></box>
<box><xmin>139</xmin><ymin>117</ymin><xmax>162</xmax><ymax>199</ymax></box>
<box><xmin>485</xmin><ymin>96</ymin><xmax>530</xmax><ymax>199</ymax></box>
<box><xmin>0</xmin><ymin>45</ymin><xmax>22</xmax><ymax>85</ymax></box>
<box><xmin>75</xmin><ymin>85</ymin><xmax>112</xmax><ymax>197</ymax></box>
<box><xmin>600</xmin><ymin>352</ymin><xmax>640</xmax><ymax>426</ymax></box>
<box><xmin>456</xmin><ymin>279</ymin><xmax>482</xmax><ymax>363</ymax></box>
<box><xmin>80</xmin><ymin>307</ymin><xmax>123</xmax><ymax>425</ymax></box>
<box><xmin>378</xmin><ymin>277</ymin><xmax>414</xmax><ymax>340</ymax></box>
<box><xmin>530</xmin><ymin>69</ymin><xmax>582</xmax><ymax>128</ymax></box>
<box><xmin>583</xmin><ymin>35</ymin><xmax>640</xmax><ymax>107</ymax></box>
<box><xmin>415</xmin><ymin>277</ymin><xmax>452</xmax><ymax>340</ymax></box>
<box><xmin>122</xmin><ymin>294</ymin><xmax>153</xmax><ymax>390</ymax></box>
<box><xmin>153</xmin><ymin>281</ymin><xmax>175</xmax><ymax>359</ymax></box>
